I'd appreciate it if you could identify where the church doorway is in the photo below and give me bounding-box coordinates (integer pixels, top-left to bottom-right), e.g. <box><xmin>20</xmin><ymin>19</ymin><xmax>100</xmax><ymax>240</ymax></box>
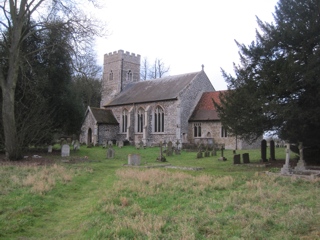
<box><xmin>87</xmin><ymin>128</ymin><xmax>92</xmax><ymax>144</ymax></box>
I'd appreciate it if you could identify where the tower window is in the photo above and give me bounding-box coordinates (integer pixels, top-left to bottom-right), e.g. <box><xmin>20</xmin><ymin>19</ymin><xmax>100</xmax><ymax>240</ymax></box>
<box><xmin>194</xmin><ymin>123</ymin><xmax>201</xmax><ymax>137</ymax></box>
<box><xmin>122</xmin><ymin>109</ymin><xmax>128</xmax><ymax>133</ymax></box>
<box><xmin>154</xmin><ymin>106</ymin><xmax>164</xmax><ymax>132</ymax></box>
<box><xmin>109</xmin><ymin>70</ymin><xmax>113</xmax><ymax>81</ymax></box>
<box><xmin>137</xmin><ymin>108</ymin><xmax>144</xmax><ymax>133</ymax></box>
<box><xmin>127</xmin><ymin>70</ymin><xmax>132</xmax><ymax>81</ymax></box>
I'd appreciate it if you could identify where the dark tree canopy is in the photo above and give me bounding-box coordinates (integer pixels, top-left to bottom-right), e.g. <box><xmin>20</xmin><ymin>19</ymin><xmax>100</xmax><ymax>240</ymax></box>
<box><xmin>216</xmin><ymin>0</ymin><xmax>320</xmax><ymax>147</ymax></box>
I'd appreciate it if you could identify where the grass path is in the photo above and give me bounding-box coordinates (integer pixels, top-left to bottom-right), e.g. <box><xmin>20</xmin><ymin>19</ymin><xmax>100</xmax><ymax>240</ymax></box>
<box><xmin>20</xmin><ymin>161</ymin><xmax>119</xmax><ymax>240</ymax></box>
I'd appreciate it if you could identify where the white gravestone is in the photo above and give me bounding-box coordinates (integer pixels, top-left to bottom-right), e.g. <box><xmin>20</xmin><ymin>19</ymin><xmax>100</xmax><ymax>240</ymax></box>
<box><xmin>61</xmin><ymin>144</ymin><xmax>70</xmax><ymax>157</ymax></box>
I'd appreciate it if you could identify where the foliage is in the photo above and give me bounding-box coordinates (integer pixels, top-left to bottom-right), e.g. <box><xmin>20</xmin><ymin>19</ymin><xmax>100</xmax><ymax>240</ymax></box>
<box><xmin>0</xmin><ymin>146</ymin><xmax>319</xmax><ymax>239</ymax></box>
<box><xmin>216</xmin><ymin>0</ymin><xmax>320</xmax><ymax>146</ymax></box>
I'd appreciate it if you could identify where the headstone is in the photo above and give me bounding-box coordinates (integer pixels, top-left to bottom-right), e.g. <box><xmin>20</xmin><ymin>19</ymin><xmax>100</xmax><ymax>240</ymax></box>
<box><xmin>261</xmin><ymin>139</ymin><xmax>267</xmax><ymax>162</ymax></box>
<box><xmin>295</xmin><ymin>142</ymin><xmax>307</xmax><ymax>171</ymax></box>
<box><xmin>102</xmin><ymin>141</ymin><xmax>107</xmax><ymax>148</ymax></box>
<box><xmin>167</xmin><ymin>141</ymin><xmax>173</xmax><ymax>156</ymax></box>
<box><xmin>135</xmin><ymin>144</ymin><xmax>140</xmax><ymax>150</ymax></box>
<box><xmin>48</xmin><ymin>145</ymin><xmax>53</xmax><ymax>153</ymax></box>
<box><xmin>175</xmin><ymin>140</ymin><xmax>181</xmax><ymax>155</ymax></box>
<box><xmin>108</xmin><ymin>140</ymin><xmax>113</xmax><ymax>147</ymax></box>
<box><xmin>233</xmin><ymin>154</ymin><xmax>241</xmax><ymax>164</ymax></box>
<box><xmin>242</xmin><ymin>153</ymin><xmax>250</xmax><ymax>163</ymax></box>
<box><xmin>157</xmin><ymin>141</ymin><xmax>166</xmax><ymax>162</ymax></box>
<box><xmin>196</xmin><ymin>150</ymin><xmax>203</xmax><ymax>158</ymax></box>
<box><xmin>211</xmin><ymin>146</ymin><xmax>217</xmax><ymax>156</ymax></box>
<box><xmin>61</xmin><ymin>144</ymin><xmax>70</xmax><ymax>157</ymax></box>
<box><xmin>128</xmin><ymin>154</ymin><xmax>141</xmax><ymax>166</ymax></box>
<box><xmin>204</xmin><ymin>144</ymin><xmax>210</xmax><ymax>157</ymax></box>
<box><xmin>281</xmin><ymin>143</ymin><xmax>292</xmax><ymax>174</ymax></box>
<box><xmin>73</xmin><ymin>140</ymin><xmax>80</xmax><ymax>151</ymax></box>
<box><xmin>218</xmin><ymin>145</ymin><xmax>227</xmax><ymax>161</ymax></box>
<box><xmin>106</xmin><ymin>145</ymin><xmax>115</xmax><ymax>159</ymax></box>
<box><xmin>139</xmin><ymin>140</ymin><xmax>144</xmax><ymax>149</ymax></box>
<box><xmin>269</xmin><ymin>140</ymin><xmax>276</xmax><ymax>161</ymax></box>
<box><xmin>118</xmin><ymin>140</ymin><xmax>124</xmax><ymax>148</ymax></box>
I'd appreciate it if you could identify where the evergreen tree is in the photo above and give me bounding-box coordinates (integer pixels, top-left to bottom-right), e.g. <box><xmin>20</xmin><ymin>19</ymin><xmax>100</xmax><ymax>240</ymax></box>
<box><xmin>216</xmin><ymin>0</ymin><xmax>320</xmax><ymax>147</ymax></box>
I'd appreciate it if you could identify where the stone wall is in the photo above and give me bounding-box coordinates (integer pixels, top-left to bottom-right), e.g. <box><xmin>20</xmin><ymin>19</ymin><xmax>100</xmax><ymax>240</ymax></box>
<box><xmin>79</xmin><ymin>110</ymin><xmax>97</xmax><ymax>145</ymax></box>
<box><xmin>97</xmin><ymin>124</ymin><xmax>119</xmax><ymax>145</ymax></box>
<box><xmin>179</xmin><ymin>71</ymin><xmax>215</xmax><ymax>140</ymax></box>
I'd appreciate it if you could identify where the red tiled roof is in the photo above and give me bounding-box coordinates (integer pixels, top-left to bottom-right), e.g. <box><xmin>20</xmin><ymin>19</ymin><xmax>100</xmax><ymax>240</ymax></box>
<box><xmin>189</xmin><ymin>91</ymin><xmax>228</xmax><ymax>121</ymax></box>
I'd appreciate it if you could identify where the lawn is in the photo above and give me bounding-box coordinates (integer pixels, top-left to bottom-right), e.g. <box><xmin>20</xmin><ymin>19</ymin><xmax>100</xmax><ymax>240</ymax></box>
<box><xmin>0</xmin><ymin>146</ymin><xmax>319</xmax><ymax>239</ymax></box>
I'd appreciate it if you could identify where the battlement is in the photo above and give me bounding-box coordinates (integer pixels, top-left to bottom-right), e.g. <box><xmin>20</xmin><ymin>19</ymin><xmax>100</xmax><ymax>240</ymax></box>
<box><xmin>104</xmin><ymin>50</ymin><xmax>141</xmax><ymax>63</ymax></box>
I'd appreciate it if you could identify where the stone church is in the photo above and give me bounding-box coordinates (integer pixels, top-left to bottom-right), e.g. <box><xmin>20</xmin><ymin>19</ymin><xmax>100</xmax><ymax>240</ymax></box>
<box><xmin>80</xmin><ymin>50</ymin><xmax>259</xmax><ymax>149</ymax></box>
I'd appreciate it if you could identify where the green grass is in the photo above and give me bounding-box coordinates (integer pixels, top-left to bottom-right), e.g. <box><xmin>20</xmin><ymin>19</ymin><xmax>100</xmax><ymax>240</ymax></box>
<box><xmin>0</xmin><ymin>146</ymin><xmax>319</xmax><ymax>239</ymax></box>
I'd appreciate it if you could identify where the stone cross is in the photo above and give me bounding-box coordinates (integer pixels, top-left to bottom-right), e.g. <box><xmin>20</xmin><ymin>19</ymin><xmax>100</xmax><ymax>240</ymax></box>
<box><xmin>295</xmin><ymin>142</ymin><xmax>307</xmax><ymax>171</ymax></box>
<box><xmin>218</xmin><ymin>145</ymin><xmax>227</xmax><ymax>161</ymax></box>
<box><xmin>157</xmin><ymin>141</ymin><xmax>166</xmax><ymax>162</ymax></box>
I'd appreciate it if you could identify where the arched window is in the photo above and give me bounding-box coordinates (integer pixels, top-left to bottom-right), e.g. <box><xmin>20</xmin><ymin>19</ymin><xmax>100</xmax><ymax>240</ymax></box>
<box><xmin>127</xmin><ymin>70</ymin><xmax>132</xmax><ymax>81</ymax></box>
<box><xmin>137</xmin><ymin>108</ymin><xmax>144</xmax><ymax>133</ymax></box>
<box><xmin>154</xmin><ymin>106</ymin><xmax>164</xmax><ymax>132</ymax></box>
<box><xmin>194</xmin><ymin>123</ymin><xmax>201</xmax><ymax>137</ymax></box>
<box><xmin>109</xmin><ymin>70</ymin><xmax>113</xmax><ymax>81</ymax></box>
<box><xmin>122</xmin><ymin>109</ymin><xmax>128</xmax><ymax>133</ymax></box>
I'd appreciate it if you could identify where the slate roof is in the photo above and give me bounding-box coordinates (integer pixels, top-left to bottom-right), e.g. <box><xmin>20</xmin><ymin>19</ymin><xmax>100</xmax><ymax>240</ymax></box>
<box><xmin>90</xmin><ymin>107</ymin><xmax>118</xmax><ymax>124</ymax></box>
<box><xmin>105</xmin><ymin>71</ymin><xmax>201</xmax><ymax>106</ymax></box>
<box><xmin>189</xmin><ymin>91</ymin><xmax>228</xmax><ymax>122</ymax></box>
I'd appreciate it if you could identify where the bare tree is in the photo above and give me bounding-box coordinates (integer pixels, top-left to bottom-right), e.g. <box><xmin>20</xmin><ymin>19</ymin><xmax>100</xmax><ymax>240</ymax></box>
<box><xmin>142</xmin><ymin>58</ymin><xmax>170</xmax><ymax>80</ymax></box>
<box><xmin>0</xmin><ymin>0</ymin><xmax>106</xmax><ymax>160</ymax></box>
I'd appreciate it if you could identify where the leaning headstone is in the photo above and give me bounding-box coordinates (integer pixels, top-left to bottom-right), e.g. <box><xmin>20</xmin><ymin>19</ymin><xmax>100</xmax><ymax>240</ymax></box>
<box><xmin>61</xmin><ymin>144</ymin><xmax>70</xmax><ymax>157</ymax></box>
<box><xmin>118</xmin><ymin>140</ymin><xmax>124</xmax><ymax>148</ymax></box>
<box><xmin>242</xmin><ymin>153</ymin><xmax>250</xmax><ymax>163</ymax></box>
<box><xmin>128</xmin><ymin>154</ymin><xmax>141</xmax><ymax>166</ymax></box>
<box><xmin>167</xmin><ymin>141</ymin><xmax>173</xmax><ymax>156</ymax></box>
<box><xmin>233</xmin><ymin>154</ymin><xmax>241</xmax><ymax>164</ymax></box>
<box><xmin>218</xmin><ymin>145</ymin><xmax>227</xmax><ymax>161</ymax></box>
<box><xmin>260</xmin><ymin>139</ymin><xmax>267</xmax><ymax>162</ymax></box>
<box><xmin>106</xmin><ymin>145</ymin><xmax>115</xmax><ymax>159</ymax></box>
<box><xmin>269</xmin><ymin>140</ymin><xmax>276</xmax><ymax>161</ymax></box>
<box><xmin>48</xmin><ymin>145</ymin><xmax>53</xmax><ymax>153</ymax></box>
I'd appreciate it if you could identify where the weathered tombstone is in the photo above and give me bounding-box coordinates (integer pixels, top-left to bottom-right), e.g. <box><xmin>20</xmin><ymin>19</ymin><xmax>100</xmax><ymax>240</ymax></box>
<box><xmin>167</xmin><ymin>141</ymin><xmax>173</xmax><ymax>156</ymax></box>
<box><xmin>269</xmin><ymin>140</ymin><xmax>276</xmax><ymax>161</ymax></box>
<box><xmin>128</xmin><ymin>154</ymin><xmax>141</xmax><ymax>166</ymax></box>
<box><xmin>106</xmin><ymin>145</ymin><xmax>115</xmax><ymax>159</ymax></box>
<box><xmin>108</xmin><ymin>140</ymin><xmax>113</xmax><ymax>147</ymax></box>
<box><xmin>281</xmin><ymin>143</ymin><xmax>291</xmax><ymax>174</ymax></box>
<box><xmin>66</xmin><ymin>138</ymin><xmax>72</xmax><ymax>144</ymax></box>
<box><xmin>261</xmin><ymin>139</ymin><xmax>267</xmax><ymax>162</ymax></box>
<box><xmin>233</xmin><ymin>150</ymin><xmax>236</xmax><ymax>154</ymax></box>
<box><xmin>233</xmin><ymin>154</ymin><xmax>241</xmax><ymax>164</ymax></box>
<box><xmin>135</xmin><ymin>144</ymin><xmax>140</xmax><ymax>150</ymax></box>
<box><xmin>204</xmin><ymin>144</ymin><xmax>210</xmax><ymax>157</ymax></box>
<box><xmin>218</xmin><ymin>145</ymin><xmax>227</xmax><ymax>161</ymax></box>
<box><xmin>196</xmin><ymin>149</ymin><xmax>203</xmax><ymax>158</ymax></box>
<box><xmin>156</xmin><ymin>141</ymin><xmax>166</xmax><ymax>162</ymax></box>
<box><xmin>118</xmin><ymin>140</ymin><xmax>124</xmax><ymax>148</ymax></box>
<box><xmin>175</xmin><ymin>140</ymin><xmax>181</xmax><ymax>155</ymax></box>
<box><xmin>139</xmin><ymin>140</ymin><xmax>144</xmax><ymax>149</ymax></box>
<box><xmin>73</xmin><ymin>140</ymin><xmax>80</xmax><ymax>151</ymax></box>
<box><xmin>242</xmin><ymin>153</ymin><xmax>250</xmax><ymax>163</ymax></box>
<box><xmin>48</xmin><ymin>145</ymin><xmax>53</xmax><ymax>153</ymax></box>
<box><xmin>211</xmin><ymin>145</ymin><xmax>217</xmax><ymax>156</ymax></box>
<box><xmin>295</xmin><ymin>142</ymin><xmax>307</xmax><ymax>171</ymax></box>
<box><xmin>102</xmin><ymin>141</ymin><xmax>107</xmax><ymax>148</ymax></box>
<box><xmin>61</xmin><ymin>144</ymin><xmax>70</xmax><ymax>157</ymax></box>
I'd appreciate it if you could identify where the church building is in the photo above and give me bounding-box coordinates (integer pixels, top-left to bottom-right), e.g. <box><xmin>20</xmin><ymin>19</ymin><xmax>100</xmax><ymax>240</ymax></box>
<box><xmin>80</xmin><ymin>50</ymin><xmax>259</xmax><ymax>149</ymax></box>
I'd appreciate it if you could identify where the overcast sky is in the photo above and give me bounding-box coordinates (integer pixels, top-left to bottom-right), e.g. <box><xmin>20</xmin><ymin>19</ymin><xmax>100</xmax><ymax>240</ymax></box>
<box><xmin>94</xmin><ymin>0</ymin><xmax>279</xmax><ymax>90</ymax></box>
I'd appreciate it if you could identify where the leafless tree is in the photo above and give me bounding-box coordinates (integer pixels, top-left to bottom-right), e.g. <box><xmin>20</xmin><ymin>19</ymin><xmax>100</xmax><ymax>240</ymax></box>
<box><xmin>0</xmin><ymin>0</ymin><xmax>106</xmax><ymax>160</ymax></box>
<box><xmin>141</xmin><ymin>58</ymin><xmax>170</xmax><ymax>80</ymax></box>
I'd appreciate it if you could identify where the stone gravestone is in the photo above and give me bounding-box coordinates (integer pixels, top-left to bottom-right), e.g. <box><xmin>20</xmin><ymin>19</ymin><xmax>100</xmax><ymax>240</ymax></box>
<box><xmin>196</xmin><ymin>143</ymin><xmax>203</xmax><ymax>158</ymax></box>
<box><xmin>260</xmin><ymin>139</ymin><xmax>267</xmax><ymax>162</ymax></box>
<box><xmin>108</xmin><ymin>140</ymin><xmax>113</xmax><ymax>147</ymax></box>
<box><xmin>102</xmin><ymin>141</ymin><xmax>107</xmax><ymax>148</ymax></box>
<box><xmin>233</xmin><ymin>154</ymin><xmax>241</xmax><ymax>164</ymax></box>
<box><xmin>211</xmin><ymin>145</ymin><xmax>217</xmax><ymax>156</ymax></box>
<box><xmin>106</xmin><ymin>145</ymin><xmax>115</xmax><ymax>159</ymax></box>
<box><xmin>242</xmin><ymin>153</ymin><xmax>250</xmax><ymax>164</ymax></box>
<box><xmin>281</xmin><ymin>143</ymin><xmax>292</xmax><ymax>174</ymax></box>
<box><xmin>295</xmin><ymin>142</ymin><xmax>307</xmax><ymax>171</ymax></box>
<box><xmin>175</xmin><ymin>140</ymin><xmax>181</xmax><ymax>155</ymax></box>
<box><xmin>73</xmin><ymin>140</ymin><xmax>80</xmax><ymax>151</ymax></box>
<box><xmin>61</xmin><ymin>144</ymin><xmax>70</xmax><ymax>157</ymax></box>
<box><xmin>204</xmin><ymin>144</ymin><xmax>210</xmax><ymax>157</ymax></box>
<box><xmin>139</xmin><ymin>140</ymin><xmax>144</xmax><ymax>149</ymax></box>
<box><xmin>118</xmin><ymin>140</ymin><xmax>124</xmax><ymax>148</ymax></box>
<box><xmin>218</xmin><ymin>145</ymin><xmax>227</xmax><ymax>161</ymax></box>
<box><xmin>128</xmin><ymin>154</ymin><xmax>141</xmax><ymax>166</ymax></box>
<box><xmin>48</xmin><ymin>145</ymin><xmax>53</xmax><ymax>153</ymax></box>
<box><xmin>156</xmin><ymin>141</ymin><xmax>166</xmax><ymax>162</ymax></box>
<box><xmin>167</xmin><ymin>141</ymin><xmax>173</xmax><ymax>156</ymax></box>
<box><xmin>269</xmin><ymin>140</ymin><xmax>276</xmax><ymax>161</ymax></box>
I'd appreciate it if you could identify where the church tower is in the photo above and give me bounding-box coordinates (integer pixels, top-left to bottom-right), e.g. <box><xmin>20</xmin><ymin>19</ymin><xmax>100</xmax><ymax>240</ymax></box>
<box><xmin>101</xmin><ymin>50</ymin><xmax>141</xmax><ymax>107</ymax></box>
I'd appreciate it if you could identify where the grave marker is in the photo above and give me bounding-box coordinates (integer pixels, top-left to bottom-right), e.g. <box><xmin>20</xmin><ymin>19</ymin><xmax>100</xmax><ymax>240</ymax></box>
<box><xmin>61</xmin><ymin>144</ymin><xmax>70</xmax><ymax>157</ymax></box>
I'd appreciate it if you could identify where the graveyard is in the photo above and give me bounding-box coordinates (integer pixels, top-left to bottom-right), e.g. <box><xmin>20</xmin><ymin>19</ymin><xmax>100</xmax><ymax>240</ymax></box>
<box><xmin>1</xmin><ymin>143</ymin><xmax>320</xmax><ymax>239</ymax></box>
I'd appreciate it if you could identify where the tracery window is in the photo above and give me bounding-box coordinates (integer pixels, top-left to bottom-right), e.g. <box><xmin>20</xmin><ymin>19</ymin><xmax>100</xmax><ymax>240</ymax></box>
<box><xmin>122</xmin><ymin>109</ymin><xmax>128</xmax><ymax>133</ymax></box>
<box><xmin>127</xmin><ymin>70</ymin><xmax>132</xmax><ymax>81</ymax></box>
<box><xmin>194</xmin><ymin>123</ymin><xmax>201</xmax><ymax>137</ymax></box>
<box><xmin>154</xmin><ymin>106</ymin><xmax>164</xmax><ymax>132</ymax></box>
<box><xmin>137</xmin><ymin>108</ymin><xmax>144</xmax><ymax>133</ymax></box>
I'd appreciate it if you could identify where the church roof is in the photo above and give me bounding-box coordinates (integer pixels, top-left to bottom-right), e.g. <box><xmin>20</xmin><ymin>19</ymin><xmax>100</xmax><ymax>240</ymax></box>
<box><xmin>189</xmin><ymin>91</ymin><xmax>228</xmax><ymax>122</ymax></box>
<box><xmin>90</xmin><ymin>107</ymin><xmax>118</xmax><ymax>124</ymax></box>
<box><xmin>105</xmin><ymin>71</ymin><xmax>202</xmax><ymax>106</ymax></box>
